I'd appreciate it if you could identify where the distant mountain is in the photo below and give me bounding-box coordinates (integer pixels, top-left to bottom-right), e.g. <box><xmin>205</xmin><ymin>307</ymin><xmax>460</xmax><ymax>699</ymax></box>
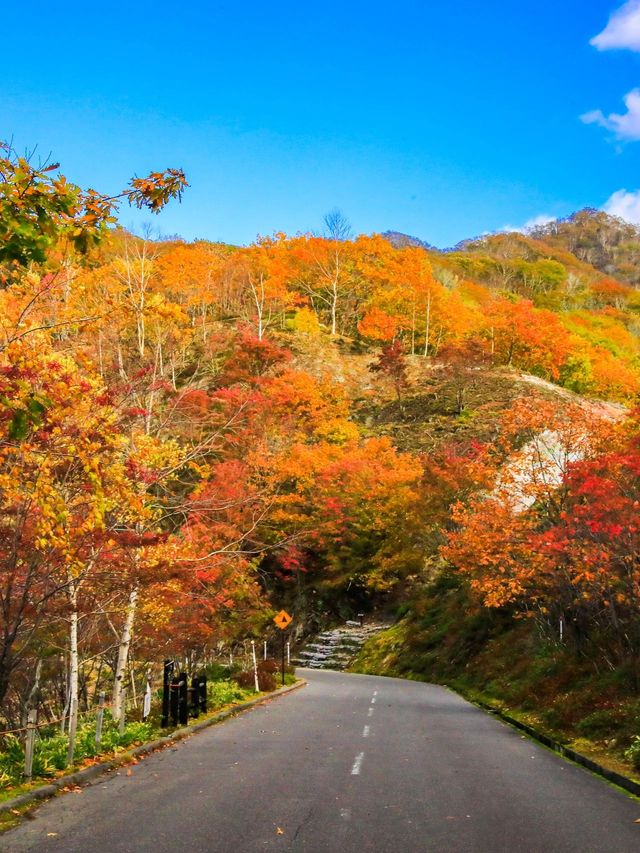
<box><xmin>381</xmin><ymin>231</ymin><xmax>434</xmax><ymax>251</ymax></box>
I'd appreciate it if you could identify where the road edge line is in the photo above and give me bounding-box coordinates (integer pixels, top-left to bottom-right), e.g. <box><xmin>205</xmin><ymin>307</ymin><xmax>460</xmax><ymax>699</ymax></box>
<box><xmin>0</xmin><ymin>679</ymin><xmax>307</xmax><ymax>816</ymax></box>
<box><xmin>346</xmin><ymin>664</ymin><xmax>640</xmax><ymax>798</ymax></box>
<box><xmin>466</xmin><ymin>694</ymin><xmax>640</xmax><ymax>799</ymax></box>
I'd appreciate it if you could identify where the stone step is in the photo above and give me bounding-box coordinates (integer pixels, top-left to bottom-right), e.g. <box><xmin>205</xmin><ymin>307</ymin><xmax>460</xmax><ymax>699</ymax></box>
<box><xmin>294</xmin><ymin>621</ymin><xmax>390</xmax><ymax>670</ymax></box>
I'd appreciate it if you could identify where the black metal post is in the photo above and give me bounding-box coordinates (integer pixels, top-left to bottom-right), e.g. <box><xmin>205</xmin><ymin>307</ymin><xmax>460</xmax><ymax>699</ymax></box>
<box><xmin>169</xmin><ymin>676</ymin><xmax>180</xmax><ymax>726</ymax></box>
<box><xmin>161</xmin><ymin>659</ymin><xmax>174</xmax><ymax>727</ymax></box>
<box><xmin>199</xmin><ymin>675</ymin><xmax>207</xmax><ymax>713</ymax></box>
<box><xmin>178</xmin><ymin>672</ymin><xmax>189</xmax><ymax>725</ymax></box>
<box><xmin>190</xmin><ymin>675</ymin><xmax>200</xmax><ymax>718</ymax></box>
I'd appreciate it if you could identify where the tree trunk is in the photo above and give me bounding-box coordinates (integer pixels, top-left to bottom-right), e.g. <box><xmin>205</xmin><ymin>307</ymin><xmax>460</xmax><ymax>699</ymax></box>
<box><xmin>411</xmin><ymin>302</ymin><xmax>416</xmax><ymax>356</ymax></box>
<box><xmin>201</xmin><ymin>302</ymin><xmax>208</xmax><ymax>342</ymax></box>
<box><xmin>67</xmin><ymin>577</ymin><xmax>79</xmax><ymax>737</ymax></box>
<box><xmin>117</xmin><ymin>339</ymin><xmax>127</xmax><ymax>380</ymax></box>
<box><xmin>0</xmin><ymin>648</ymin><xmax>15</xmax><ymax>709</ymax></box>
<box><xmin>423</xmin><ymin>290</ymin><xmax>431</xmax><ymax>357</ymax></box>
<box><xmin>112</xmin><ymin>584</ymin><xmax>139</xmax><ymax>724</ymax></box>
<box><xmin>330</xmin><ymin>281</ymin><xmax>338</xmax><ymax>336</ymax></box>
<box><xmin>23</xmin><ymin>659</ymin><xmax>42</xmax><ymax>724</ymax></box>
<box><xmin>250</xmin><ymin>273</ymin><xmax>265</xmax><ymax>340</ymax></box>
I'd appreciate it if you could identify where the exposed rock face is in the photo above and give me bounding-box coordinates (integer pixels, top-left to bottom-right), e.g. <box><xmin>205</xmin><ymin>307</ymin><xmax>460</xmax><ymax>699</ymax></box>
<box><xmin>295</xmin><ymin>622</ymin><xmax>388</xmax><ymax>670</ymax></box>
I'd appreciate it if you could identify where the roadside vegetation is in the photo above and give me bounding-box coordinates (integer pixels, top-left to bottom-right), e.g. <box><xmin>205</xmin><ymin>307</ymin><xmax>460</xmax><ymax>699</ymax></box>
<box><xmin>0</xmin><ymin>661</ymin><xmax>295</xmax><ymax>799</ymax></box>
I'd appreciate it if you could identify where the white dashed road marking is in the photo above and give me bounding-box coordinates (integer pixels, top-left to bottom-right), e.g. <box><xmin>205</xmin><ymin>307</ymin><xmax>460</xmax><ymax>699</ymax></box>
<box><xmin>351</xmin><ymin>752</ymin><xmax>365</xmax><ymax>775</ymax></box>
<box><xmin>362</xmin><ymin>725</ymin><xmax>370</xmax><ymax>738</ymax></box>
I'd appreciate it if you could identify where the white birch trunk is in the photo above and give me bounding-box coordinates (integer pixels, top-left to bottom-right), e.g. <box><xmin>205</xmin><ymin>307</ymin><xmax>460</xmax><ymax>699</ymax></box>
<box><xmin>250</xmin><ymin>273</ymin><xmax>266</xmax><ymax>340</ymax></box>
<box><xmin>423</xmin><ymin>290</ymin><xmax>431</xmax><ymax>357</ymax></box>
<box><xmin>330</xmin><ymin>271</ymin><xmax>338</xmax><ymax>336</ymax></box>
<box><xmin>67</xmin><ymin>578</ymin><xmax>79</xmax><ymax>744</ymax></box>
<box><xmin>411</xmin><ymin>302</ymin><xmax>416</xmax><ymax>356</ymax></box>
<box><xmin>112</xmin><ymin>584</ymin><xmax>139</xmax><ymax>724</ymax></box>
<box><xmin>117</xmin><ymin>339</ymin><xmax>127</xmax><ymax>380</ymax></box>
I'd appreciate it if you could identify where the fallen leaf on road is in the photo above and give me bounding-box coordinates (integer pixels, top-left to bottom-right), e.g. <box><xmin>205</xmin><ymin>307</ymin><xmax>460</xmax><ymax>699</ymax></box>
<box><xmin>10</xmin><ymin>809</ymin><xmax>20</xmax><ymax>815</ymax></box>
<box><xmin>126</xmin><ymin>769</ymin><xmax>132</xmax><ymax>776</ymax></box>
<box><xmin>47</xmin><ymin>832</ymin><xmax>58</xmax><ymax>837</ymax></box>
<box><xmin>276</xmin><ymin>827</ymin><xmax>284</xmax><ymax>835</ymax></box>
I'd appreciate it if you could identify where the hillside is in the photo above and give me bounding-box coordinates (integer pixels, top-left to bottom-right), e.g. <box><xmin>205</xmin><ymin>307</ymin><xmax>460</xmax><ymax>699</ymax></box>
<box><xmin>529</xmin><ymin>209</ymin><xmax>640</xmax><ymax>286</ymax></box>
<box><xmin>2</xmin><ymin>150</ymin><xmax>640</xmax><ymax>779</ymax></box>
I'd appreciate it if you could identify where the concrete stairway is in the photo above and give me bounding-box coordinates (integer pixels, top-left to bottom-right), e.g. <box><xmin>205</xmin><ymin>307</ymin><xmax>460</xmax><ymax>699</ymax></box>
<box><xmin>295</xmin><ymin>621</ymin><xmax>387</xmax><ymax>670</ymax></box>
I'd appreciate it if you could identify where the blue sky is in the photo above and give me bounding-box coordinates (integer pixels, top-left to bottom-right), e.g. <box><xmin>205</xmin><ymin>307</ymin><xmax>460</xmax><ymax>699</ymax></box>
<box><xmin>4</xmin><ymin>0</ymin><xmax>640</xmax><ymax>247</ymax></box>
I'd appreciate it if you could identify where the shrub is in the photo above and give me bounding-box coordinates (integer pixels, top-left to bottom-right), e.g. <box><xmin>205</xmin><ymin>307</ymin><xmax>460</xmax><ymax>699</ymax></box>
<box><xmin>208</xmin><ymin>678</ymin><xmax>251</xmax><ymax>706</ymax></box>
<box><xmin>206</xmin><ymin>662</ymin><xmax>235</xmax><ymax>681</ymax></box>
<box><xmin>234</xmin><ymin>670</ymin><xmax>258</xmax><ymax>690</ymax></box>
<box><xmin>576</xmin><ymin>708</ymin><xmax>624</xmax><ymax>739</ymax></box>
<box><xmin>258</xmin><ymin>671</ymin><xmax>276</xmax><ymax>691</ymax></box>
<box><xmin>75</xmin><ymin>726</ymin><xmax>99</xmax><ymax>759</ymax></box>
<box><xmin>625</xmin><ymin>736</ymin><xmax>640</xmax><ymax>770</ymax></box>
<box><xmin>233</xmin><ymin>668</ymin><xmax>275</xmax><ymax>691</ymax></box>
<box><xmin>117</xmin><ymin>721</ymin><xmax>153</xmax><ymax>748</ymax></box>
<box><xmin>35</xmin><ymin>734</ymin><xmax>68</xmax><ymax>773</ymax></box>
<box><xmin>0</xmin><ymin>734</ymin><xmax>24</xmax><ymax>782</ymax></box>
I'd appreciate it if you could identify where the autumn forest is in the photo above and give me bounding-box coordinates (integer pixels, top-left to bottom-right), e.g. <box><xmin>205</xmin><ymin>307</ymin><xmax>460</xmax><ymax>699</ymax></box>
<box><xmin>3</xmin><ymin>145</ymin><xmax>640</xmax><ymax>771</ymax></box>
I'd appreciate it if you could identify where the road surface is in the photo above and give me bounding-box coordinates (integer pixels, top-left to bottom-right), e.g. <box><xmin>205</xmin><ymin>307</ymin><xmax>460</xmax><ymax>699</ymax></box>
<box><xmin>4</xmin><ymin>669</ymin><xmax>640</xmax><ymax>852</ymax></box>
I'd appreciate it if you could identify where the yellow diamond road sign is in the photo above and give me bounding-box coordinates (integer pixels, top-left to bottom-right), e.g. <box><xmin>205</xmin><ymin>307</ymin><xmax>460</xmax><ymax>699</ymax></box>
<box><xmin>274</xmin><ymin>610</ymin><xmax>292</xmax><ymax>630</ymax></box>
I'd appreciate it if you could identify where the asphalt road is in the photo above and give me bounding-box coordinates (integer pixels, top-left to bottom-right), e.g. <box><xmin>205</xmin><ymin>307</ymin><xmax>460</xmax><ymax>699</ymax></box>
<box><xmin>4</xmin><ymin>669</ymin><xmax>640</xmax><ymax>852</ymax></box>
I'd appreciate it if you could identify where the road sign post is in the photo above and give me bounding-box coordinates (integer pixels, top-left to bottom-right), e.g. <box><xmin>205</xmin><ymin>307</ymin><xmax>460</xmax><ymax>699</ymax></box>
<box><xmin>162</xmin><ymin>659</ymin><xmax>174</xmax><ymax>727</ymax></box>
<box><xmin>273</xmin><ymin>610</ymin><xmax>292</xmax><ymax>687</ymax></box>
<box><xmin>281</xmin><ymin>631</ymin><xmax>286</xmax><ymax>686</ymax></box>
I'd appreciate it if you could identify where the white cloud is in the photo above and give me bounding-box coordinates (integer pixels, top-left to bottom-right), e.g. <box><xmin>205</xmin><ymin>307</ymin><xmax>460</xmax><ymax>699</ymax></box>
<box><xmin>523</xmin><ymin>214</ymin><xmax>557</xmax><ymax>231</ymax></box>
<box><xmin>591</xmin><ymin>0</ymin><xmax>640</xmax><ymax>51</ymax></box>
<box><xmin>581</xmin><ymin>88</ymin><xmax>640</xmax><ymax>141</ymax></box>
<box><xmin>603</xmin><ymin>188</ymin><xmax>640</xmax><ymax>223</ymax></box>
<box><xmin>501</xmin><ymin>214</ymin><xmax>556</xmax><ymax>234</ymax></box>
